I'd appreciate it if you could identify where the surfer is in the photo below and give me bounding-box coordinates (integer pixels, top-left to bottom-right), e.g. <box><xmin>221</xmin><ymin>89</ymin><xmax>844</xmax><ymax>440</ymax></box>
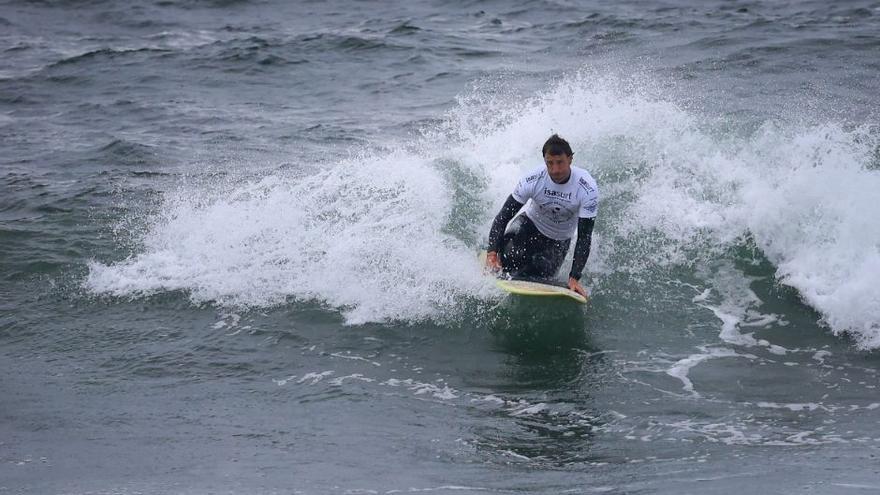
<box><xmin>484</xmin><ymin>134</ymin><xmax>598</xmax><ymax>298</ymax></box>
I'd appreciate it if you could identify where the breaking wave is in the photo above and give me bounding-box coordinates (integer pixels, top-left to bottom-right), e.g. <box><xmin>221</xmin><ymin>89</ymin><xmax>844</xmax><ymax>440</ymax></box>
<box><xmin>86</xmin><ymin>71</ymin><xmax>880</xmax><ymax>346</ymax></box>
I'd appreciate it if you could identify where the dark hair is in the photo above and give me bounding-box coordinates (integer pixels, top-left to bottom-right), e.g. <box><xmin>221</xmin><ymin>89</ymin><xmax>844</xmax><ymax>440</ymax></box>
<box><xmin>541</xmin><ymin>134</ymin><xmax>573</xmax><ymax>157</ymax></box>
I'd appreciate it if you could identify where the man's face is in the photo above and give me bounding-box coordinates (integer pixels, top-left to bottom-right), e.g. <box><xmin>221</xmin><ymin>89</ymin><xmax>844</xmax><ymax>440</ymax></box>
<box><xmin>544</xmin><ymin>152</ymin><xmax>572</xmax><ymax>183</ymax></box>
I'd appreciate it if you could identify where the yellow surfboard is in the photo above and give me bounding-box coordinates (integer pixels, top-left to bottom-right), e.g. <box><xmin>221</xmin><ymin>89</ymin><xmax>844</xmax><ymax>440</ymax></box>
<box><xmin>494</xmin><ymin>279</ymin><xmax>587</xmax><ymax>304</ymax></box>
<box><xmin>480</xmin><ymin>251</ymin><xmax>588</xmax><ymax>304</ymax></box>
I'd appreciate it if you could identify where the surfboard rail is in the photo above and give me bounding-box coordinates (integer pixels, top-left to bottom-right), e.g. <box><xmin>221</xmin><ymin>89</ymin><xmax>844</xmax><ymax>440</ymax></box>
<box><xmin>495</xmin><ymin>278</ymin><xmax>588</xmax><ymax>304</ymax></box>
<box><xmin>479</xmin><ymin>250</ymin><xmax>588</xmax><ymax>304</ymax></box>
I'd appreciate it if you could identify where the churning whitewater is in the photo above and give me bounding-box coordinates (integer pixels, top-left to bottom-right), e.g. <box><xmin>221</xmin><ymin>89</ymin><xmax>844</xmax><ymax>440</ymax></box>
<box><xmin>86</xmin><ymin>73</ymin><xmax>880</xmax><ymax>346</ymax></box>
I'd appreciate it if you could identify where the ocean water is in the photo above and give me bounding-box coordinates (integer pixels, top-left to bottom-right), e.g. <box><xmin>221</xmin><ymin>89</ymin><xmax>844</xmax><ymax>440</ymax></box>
<box><xmin>2</xmin><ymin>0</ymin><xmax>880</xmax><ymax>493</ymax></box>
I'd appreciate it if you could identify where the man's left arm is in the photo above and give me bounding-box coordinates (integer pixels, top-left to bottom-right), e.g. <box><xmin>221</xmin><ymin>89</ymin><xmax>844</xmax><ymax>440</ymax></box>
<box><xmin>567</xmin><ymin>217</ymin><xmax>595</xmax><ymax>296</ymax></box>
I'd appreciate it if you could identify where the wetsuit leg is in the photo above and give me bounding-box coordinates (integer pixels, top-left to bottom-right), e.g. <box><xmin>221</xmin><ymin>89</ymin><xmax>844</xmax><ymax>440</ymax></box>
<box><xmin>530</xmin><ymin>237</ymin><xmax>569</xmax><ymax>279</ymax></box>
<box><xmin>498</xmin><ymin>215</ymin><xmax>531</xmax><ymax>276</ymax></box>
<box><xmin>499</xmin><ymin>215</ymin><xmax>570</xmax><ymax>279</ymax></box>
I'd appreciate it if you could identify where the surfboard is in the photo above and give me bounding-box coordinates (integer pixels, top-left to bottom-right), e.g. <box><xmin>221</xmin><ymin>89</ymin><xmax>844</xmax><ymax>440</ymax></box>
<box><xmin>495</xmin><ymin>278</ymin><xmax>588</xmax><ymax>304</ymax></box>
<box><xmin>479</xmin><ymin>251</ymin><xmax>588</xmax><ymax>304</ymax></box>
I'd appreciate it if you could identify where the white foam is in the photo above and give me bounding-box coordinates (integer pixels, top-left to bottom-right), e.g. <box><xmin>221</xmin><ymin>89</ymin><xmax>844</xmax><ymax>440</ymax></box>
<box><xmin>87</xmin><ymin>150</ymin><xmax>496</xmax><ymax>324</ymax></box>
<box><xmin>756</xmin><ymin>401</ymin><xmax>824</xmax><ymax>412</ymax></box>
<box><xmin>509</xmin><ymin>403</ymin><xmax>549</xmax><ymax>416</ymax></box>
<box><xmin>812</xmin><ymin>350</ymin><xmax>832</xmax><ymax>364</ymax></box>
<box><xmin>738</xmin><ymin>125</ymin><xmax>880</xmax><ymax>342</ymax></box>
<box><xmin>328</xmin><ymin>374</ymin><xmax>375</xmax><ymax>386</ymax></box>
<box><xmin>705</xmin><ymin>305</ymin><xmax>758</xmax><ymax>348</ymax></box>
<box><xmin>297</xmin><ymin>371</ymin><xmax>334</xmax><ymax>385</ymax></box>
<box><xmin>329</xmin><ymin>352</ymin><xmax>381</xmax><ymax>367</ymax></box>
<box><xmin>143</xmin><ymin>30</ymin><xmax>221</xmax><ymax>50</ymax></box>
<box><xmin>626</xmin><ymin>116</ymin><xmax>880</xmax><ymax>347</ymax></box>
<box><xmin>386</xmin><ymin>487</ymin><xmax>490</xmax><ymax>493</ymax></box>
<box><xmin>500</xmin><ymin>450</ymin><xmax>531</xmax><ymax>461</ymax></box>
<box><xmin>272</xmin><ymin>375</ymin><xmax>297</xmax><ymax>386</ymax></box>
<box><xmin>381</xmin><ymin>378</ymin><xmax>459</xmax><ymax>400</ymax></box>
<box><xmin>666</xmin><ymin>346</ymin><xmax>745</xmax><ymax>395</ymax></box>
<box><xmin>212</xmin><ymin>312</ymin><xmax>241</xmax><ymax>330</ymax></box>
<box><xmin>692</xmin><ymin>288</ymin><xmax>712</xmax><ymax>302</ymax></box>
<box><xmin>86</xmin><ymin>71</ymin><xmax>880</xmax><ymax>344</ymax></box>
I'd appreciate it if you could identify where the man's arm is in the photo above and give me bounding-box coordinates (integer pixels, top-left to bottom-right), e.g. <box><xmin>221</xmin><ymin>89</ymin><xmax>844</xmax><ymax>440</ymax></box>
<box><xmin>567</xmin><ymin>217</ymin><xmax>595</xmax><ymax>295</ymax></box>
<box><xmin>487</xmin><ymin>195</ymin><xmax>524</xmax><ymax>252</ymax></box>
<box><xmin>485</xmin><ymin>195</ymin><xmax>524</xmax><ymax>269</ymax></box>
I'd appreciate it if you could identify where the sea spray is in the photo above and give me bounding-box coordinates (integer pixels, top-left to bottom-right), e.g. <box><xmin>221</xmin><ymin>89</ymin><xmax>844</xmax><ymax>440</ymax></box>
<box><xmin>87</xmin><ymin>149</ymin><xmax>496</xmax><ymax>324</ymax></box>
<box><xmin>441</xmin><ymin>72</ymin><xmax>880</xmax><ymax>347</ymax></box>
<box><xmin>87</xmin><ymin>72</ymin><xmax>880</xmax><ymax>347</ymax></box>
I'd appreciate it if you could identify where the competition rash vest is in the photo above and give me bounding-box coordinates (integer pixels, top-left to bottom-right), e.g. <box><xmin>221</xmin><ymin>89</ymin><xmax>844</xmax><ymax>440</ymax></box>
<box><xmin>512</xmin><ymin>165</ymin><xmax>599</xmax><ymax>241</ymax></box>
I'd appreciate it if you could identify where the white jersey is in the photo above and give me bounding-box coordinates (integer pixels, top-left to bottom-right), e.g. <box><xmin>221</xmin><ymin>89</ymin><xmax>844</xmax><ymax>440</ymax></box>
<box><xmin>512</xmin><ymin>165</ymin><xmax>599</xmax><ymax>241</ymax></box>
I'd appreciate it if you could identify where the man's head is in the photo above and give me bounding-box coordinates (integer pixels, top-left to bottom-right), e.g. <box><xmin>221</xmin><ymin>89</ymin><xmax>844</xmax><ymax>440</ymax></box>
<box><xmin>542</xmin><ymin>134</ymin><xmax>573</xmax><ymax>184</ymax></box>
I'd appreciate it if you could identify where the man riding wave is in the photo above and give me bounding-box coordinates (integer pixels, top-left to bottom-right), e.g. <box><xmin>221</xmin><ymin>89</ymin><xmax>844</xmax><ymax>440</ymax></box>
<box><xmin>484</xmin><ymin>134</ymin><xmax>598</xmax><ymax>298</ymax></box>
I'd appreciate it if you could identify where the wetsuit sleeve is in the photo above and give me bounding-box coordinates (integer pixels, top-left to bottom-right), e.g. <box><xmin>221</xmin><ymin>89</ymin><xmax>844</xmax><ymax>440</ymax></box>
<box><xmin>569</xmin><ymin>217</ymin><xmax>595</xmax><ymax>280</ymax></box>
<box><xmin>487</xmin><ymin>195</ymin><xmax>524</xmax><ymax>252</ymax></box>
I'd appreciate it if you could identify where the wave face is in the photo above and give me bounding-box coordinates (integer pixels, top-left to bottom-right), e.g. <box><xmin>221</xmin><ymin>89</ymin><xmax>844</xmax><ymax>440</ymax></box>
<box><xmin>86</xmin><ymin>72</ymin><xmax>880</xmax><ymax>346</ymax></box>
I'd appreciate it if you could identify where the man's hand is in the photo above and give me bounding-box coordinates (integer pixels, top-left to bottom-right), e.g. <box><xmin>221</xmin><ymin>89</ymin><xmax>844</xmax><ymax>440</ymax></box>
<box><xmin>568</xmin><ymin>276</ymin><xmax>587</xmax><ymax>298</ymax></box>
<box><xmin>485</xmin><ymin>251</ymin><xmax>502</xmax><ymax>272</ymax></box>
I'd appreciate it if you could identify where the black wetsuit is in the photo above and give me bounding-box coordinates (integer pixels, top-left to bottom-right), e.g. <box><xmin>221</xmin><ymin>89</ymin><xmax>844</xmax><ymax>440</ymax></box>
<box><xmin>487</xmin><ymin>195</ymin><xmax>595</xmax><ymax>281</ymax></box>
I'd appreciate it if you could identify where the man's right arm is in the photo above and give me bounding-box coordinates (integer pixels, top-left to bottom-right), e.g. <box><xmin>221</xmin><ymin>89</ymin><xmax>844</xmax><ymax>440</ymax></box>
<box><xmin>487</xmin><ymin>195</ymin><xmax>524</xmax><ymax>253</ymax></box>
